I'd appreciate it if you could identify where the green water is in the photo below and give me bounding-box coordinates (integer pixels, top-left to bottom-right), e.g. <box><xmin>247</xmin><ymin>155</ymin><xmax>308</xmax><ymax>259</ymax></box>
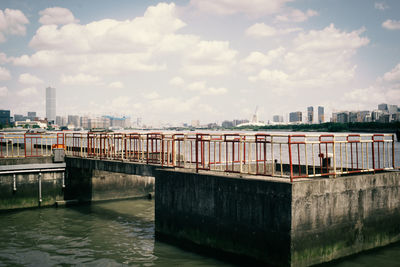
<box><xmin>0</xmin><ymin>199</ymin><xmax>399</xmax><ymax>267</ymax></box>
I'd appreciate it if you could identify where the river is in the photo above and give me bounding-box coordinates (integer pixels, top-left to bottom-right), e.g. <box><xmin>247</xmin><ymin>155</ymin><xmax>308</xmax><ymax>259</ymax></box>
<box><xmin>0</xmin><ymin>199</ymin><xmax>399</xmax><ymax>267</ymax></box>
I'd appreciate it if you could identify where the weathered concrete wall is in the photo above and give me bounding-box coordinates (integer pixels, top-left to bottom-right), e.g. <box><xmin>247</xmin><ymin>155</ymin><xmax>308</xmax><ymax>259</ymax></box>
<box><xmin>155</xmin><ymin>169</ymin><xmax>292</xmax><ymax>266</ymax></box>
<box><xmin>155</xmin><ymin>169</ymin><xmax>400</xmax><ymax>267</ymax></box>
<box><xmin>0</xmin><ymin>157</ymin><xmax>53</xmax><ymax>165</ymax></box>
<box><xmin>291</xmin><ymin>171</ymin><xmax>400</xmax><ymax>267</ymax></box>
<box><xmin>0</xmin><ymin>172</ymin><xmax>64</xmax><ymax>210</ymax></box>
<box><xmin>65</xmin><ymin>157</ymin><xmax>156</xmax><ymax>202</ymax></box>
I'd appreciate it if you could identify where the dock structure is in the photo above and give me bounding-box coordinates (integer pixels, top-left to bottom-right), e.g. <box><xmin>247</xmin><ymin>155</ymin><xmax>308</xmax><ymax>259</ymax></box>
<box><xmin>1</xmin><ymin>131</ymin><xmax>400</xmax><ymax>266</ymax></box>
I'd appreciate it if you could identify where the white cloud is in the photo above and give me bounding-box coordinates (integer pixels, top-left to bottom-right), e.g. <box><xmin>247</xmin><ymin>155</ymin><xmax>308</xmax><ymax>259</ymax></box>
<box><xmin>39</xmin><ymin>7</ymin><xmax>79</xmax><ymax>25</ymax></box>
<box><xmin>169</xmin><ymin>76</ymin><xmax>185</xmax><ymax>86</ymax></box>
<box><xmin>17</xmin><ymin>87</ymin><xmax>38</xmax><ymax>97</ymax></box>
<box><xmin>60</xmin><ymin>73</ymin><xmax>101</xmax><ymax>85</ymax></box>
<box><xmin>189</xmin><ymin>0</ymin><xmax>292</xmax><ymax>17</ymax></box>
<box><xmin>375</xmin><ymin>2</ymin><xmax>389</xmax><ymax>10</ymax></box>
<box><xmin>148</xmin><ymin>96</ymin><xmax>203</xmax><ymax>114</ymax></box>
<box><xmin>243</xmin><ymin>47</ymin><xmax>285</xmax><ymax>66</ymax></box>
<box><xmin>187</xmin><ymin>81</ymin><xmax>206</xmax><ymax>91</ymax></box>
<box><xmin>109</xmin><ymin>81</ymin><xmax>124</xmax><ymax>88</ymax></box>
<box><xmin>111</xmin><ymin>96</ymin><xmax>131</xmax><ymax>109</ymax></box>
<box><xmin>203</xmin><ymin>87</ymin><xmax>228</xmax><ymax>95</ymax></box>
<box><xmin>183</xmin><ymin>40</ymin><xmax>237</xmax><ymax>76</ymax></box>
<box><xmin>380</xmin><ymin>63</ymin><xmax>400</xmax><ymax>84</ymax></box>
<box><xmin>0</xmin><ymin>86</ymin><xmax>8</xmax><ymax>97</ymax></box>
<box><xmin>19</xmin><ymin>73</ymin><xmax>44</xmax><ymax>85</ymax></box>
<box><xmin>13</xmin><ymin>3</ymin><xmax>237</xmax><ymax>80</ymax></box>
<box><xmin>293</xmin><ymin>24</ymin><xmax>369</xmax><ymax>52</ymax></box>
<box><xmin>245</xmin><ymin>23</ymin><xmax>301</xmax><ymax>38</ymax></box>
<box><xmin>275</xmin><ymin>9</ymin><xmax>318</xmax><ymax>22</ymax></box>
<box><xmin>0</xmin><ymin>66</ymin><xmax>11</xmax><ymax>80</ymax></box>
<box><xmin>0</xmin><ymin>8</ymin><xmax>29</xmax><ymax>42</ymax></box>
<box><xmin>382</xmin><ymin>19</ymin><xmax>400</xmax><ymax>30</ymax></box>
<box><xmin>248</xmin><ymin>24</ymin><xmax>369</xmax><ymax>91</ymax></box>
<box><xmin>186</xmin><ymin>81</ymin><xmax>228</xmax><ymax>95</ymax></box>
<box><xmin>143</xmin><ymin>92</ymin><xmax>160</xmax><ymax>99</ymax></box>
<box><xmin>249</xmin><ymin>69</ymin><xmax>289</xmax><ymax>83</ymax></box>
<box><xmin>0</xmin><ymin>52</ymin><xmax>9</xmax><ymax>64</ymax></box>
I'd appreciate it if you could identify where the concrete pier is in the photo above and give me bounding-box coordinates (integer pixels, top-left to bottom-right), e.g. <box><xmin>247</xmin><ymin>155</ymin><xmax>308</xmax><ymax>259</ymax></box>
<box><xmin>155</xmin><ymin>169</ymin><xmax>400</xmax><ymax>267</ymax></box>
<box><xmin>0</xmin><ymin>158</ymin><xmax>65</xmax><ymax>210</ymax></box>
<box><xmin>65</xmin><ymin>157</ymin><xmax>156</xmax><ymax>202</ymax></box>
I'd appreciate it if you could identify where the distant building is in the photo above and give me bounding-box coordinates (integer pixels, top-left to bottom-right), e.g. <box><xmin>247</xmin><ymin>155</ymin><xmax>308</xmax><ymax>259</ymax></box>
<box><xmin>307</xmin><ymin>106</ymin><xmax>314</xmax><ymax>123</ymax></box>
<box><xmin>378</xmin><ymin>103</ymin><xmax>388</xmax><ymax>111</ymax></box>
<box><xmin>80</xmin><ymin>116</ymin><xmax>90</xmax><ymax>129</ymax></box>
<box><xmin>318</xmin><ymin>106</ymin><xmax>324</xmax><ymax>123</ymax></box>
<box><xmin>349</xmin><ymin>111</ymin><xmax>358</xmax><ymax>123</ymax></box>
<box><xmin>0</xmin><ymin>110</ymin><xmax>10</xmax><ymax>125</ymax></box>
<box><xmin>56</xmin><ymin>116</ymin><xmax>67</xmax><ymax>127</ymax></box>
<box><xmin>222</xmin><ymin>120</ymin><xmax>234</xmax><ymax>128</ymax></box>
<box><xmin>46</xmin><ymin>87</ymin><xmax>56</xmax><ymax>123</ymax></box>
<box><xmin>273</xmin><ymin>115</ymin><xmax>284</xmax><ymax>123</ymax></box>
<box><xmin>289</xmin><ymin>111</ymin><xmax>302</xmax><ymax>123</ymax></box>
<box><xmin>207</xmin><ymin>123</ymin><xmax>219</xmax><ymax>129</ymax></box>
<box><xmin>68</xmin><ymin>115</ymin><xmax>80</xmax><ymax>127</ymax></box>
<box><xmin>27</xmin><ymin>112</ymin><xmax>37</xmax><ymax>121</ymax></box>
<box><xmin>14</xmin><ymin>114</ymin><xmax>24</xmax><ymax>122</ymax></box>
<box><xmin>191</xmin><ymin>120</ymin><xmax>200</xmax><ymax>128</ymax></box>
<box><xmin>358</xmin><ymin>111</ymin><xmax>371</xmax><ymax>122</ymax></box>
<box><xmin>337</xmin><ymin>112</ymin><xmax>349</xmax><ymax>123</ymax></box>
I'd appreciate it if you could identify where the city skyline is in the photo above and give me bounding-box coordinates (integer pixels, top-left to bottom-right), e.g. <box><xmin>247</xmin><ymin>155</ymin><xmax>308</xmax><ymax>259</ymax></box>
<box><xmin>0</xmin><ymin>0</ymin><xmax>400</xmax><ymax>125</ymax></box>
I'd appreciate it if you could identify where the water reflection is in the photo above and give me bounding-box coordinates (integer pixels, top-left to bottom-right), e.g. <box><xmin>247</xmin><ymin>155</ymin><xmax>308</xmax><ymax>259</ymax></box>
<box><xmin>0</xmin><ymin>199</ymin><xmax>399</xmax><ymax>266</ymax></box>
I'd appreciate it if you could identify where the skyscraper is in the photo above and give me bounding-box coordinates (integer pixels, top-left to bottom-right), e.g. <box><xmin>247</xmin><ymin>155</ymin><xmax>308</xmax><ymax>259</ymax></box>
<box><xmin>318</xmin><ymin>106</ymin><xmax>324</xmax><ymax>124</ymax></box>
<box><xmin>46</xmin><ymin>87</ymin><xmax>56</xmax><ymax>123</ymax></box>
<box><xmin>307</xmin><ymin>106</ymin><xmax>314</xmax><ymax>123</ymax></box>
<box><xmin>289</xmin><ymin>111</ymin><xmax>302</xmax><ymax>123</ymax></box>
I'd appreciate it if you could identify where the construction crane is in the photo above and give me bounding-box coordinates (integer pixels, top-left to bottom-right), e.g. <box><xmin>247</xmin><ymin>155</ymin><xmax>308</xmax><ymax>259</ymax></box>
<box><xmin>252</xmin><ymin>106</ymin><xmax>259</xmax><ymax>123</ymax></box>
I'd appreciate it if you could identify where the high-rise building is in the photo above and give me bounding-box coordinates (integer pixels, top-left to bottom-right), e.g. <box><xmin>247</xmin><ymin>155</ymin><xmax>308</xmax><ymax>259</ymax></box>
<box><xmin>289</xmin><ymin>111</ymin><xmax>302</xmax><ymax>123</ymax></box>
<box><xmin>0</xmin><ymin>110</ymin><xmax>10</xmax><ymax>125</ymax></box>
<box><xmin>337</xmin><ymin>112</ymin><xmax>349</xmax><ymax>123</ymax></box>
<box><xmin>318</xmin><ymin>106</ymin><xmax>324</xmax><ymax>123</ymax></box>
<box><xmin>14</xmin><ymin>114</ymin><xmax>24</xmax><ymax>122</ymax></box>
<box><xmin>307</xmin><ymin>106</ymin><xmax>314</xmax><ymax>123</ymax></box>
<box><xmin>68</xmin><ymin>115</ymin><xmax>80</xmax><ymax>127</ymax></box>
<box><xmin>378</xmin><ymin>103</ymin><xmax>388</xmax><ymax>111</ymax></box>
<box><xmin>27</xmin><ymin>112</ymin><xmax>37</xmax><ymax>121</ymax></box>
<box><xmin>272</xmin><ymin>115</ymin><xmax>283</xmax><ymax>123</ymax></box>
<box><xmin>46</xmin><ymin>87</ymin><xmax>56</xmax><ymax>123</ymax></box>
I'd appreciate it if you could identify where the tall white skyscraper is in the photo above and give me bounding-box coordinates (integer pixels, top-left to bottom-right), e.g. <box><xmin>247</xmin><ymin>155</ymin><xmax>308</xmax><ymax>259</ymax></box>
<box><xmin>46</xmin><ymin>87</ymin><xmax>56</xmax><ymax>123</ymax></box>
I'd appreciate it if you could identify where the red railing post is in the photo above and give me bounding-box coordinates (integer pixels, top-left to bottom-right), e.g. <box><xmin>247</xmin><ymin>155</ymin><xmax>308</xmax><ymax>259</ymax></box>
<box><xmin>288</xmin><ymin>135</ymin><xmax>293</xmax><ymax>182</ymax></box>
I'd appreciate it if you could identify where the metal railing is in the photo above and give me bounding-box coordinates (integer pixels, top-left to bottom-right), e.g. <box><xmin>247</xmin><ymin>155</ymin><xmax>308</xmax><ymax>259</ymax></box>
<box><xmin>63</xmin><ymin>132</ymin><xmax>398</xmax><ymax>182</ymax></box>
<box><xmin>0</xmin><ymin>132</ymin><xmax>60</xmax><ymax>158</ymax></box>
<box><xmin>1</xmin><ymin>132</ymin><xmax>398</xmax><ymax>182</ymax></box>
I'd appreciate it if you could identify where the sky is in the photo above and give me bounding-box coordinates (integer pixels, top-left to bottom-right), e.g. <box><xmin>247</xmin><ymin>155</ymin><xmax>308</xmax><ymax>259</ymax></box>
<box><xmin>0</xmin><ymin>0</ymin><xmax>400</xmax><ymax>126</ymax></box>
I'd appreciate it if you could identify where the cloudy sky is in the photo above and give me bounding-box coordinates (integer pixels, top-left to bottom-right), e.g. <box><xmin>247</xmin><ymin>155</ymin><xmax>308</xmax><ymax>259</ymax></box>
<box><xmin>0</xmin><ymin>0</ymin><xmax>399</xmax><ymax>126</ymax></box>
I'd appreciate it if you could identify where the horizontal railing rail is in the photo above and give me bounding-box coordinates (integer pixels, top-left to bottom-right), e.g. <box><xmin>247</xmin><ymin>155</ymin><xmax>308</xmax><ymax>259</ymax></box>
<box><xmin>1</xmin><ymin>131</ymin><xmax>398</xmax><ymax>181</ymax></box>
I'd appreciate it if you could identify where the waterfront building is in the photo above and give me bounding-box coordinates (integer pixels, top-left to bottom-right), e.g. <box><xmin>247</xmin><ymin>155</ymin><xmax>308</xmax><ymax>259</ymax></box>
<box><xmin>191</xmin><ymin>120</ymin><xmax>200</xmax><ymax>128</ymax></box>
<box><xmin>307</xmin><ymin>106</ymin><xmax>314</xmax><ymax>123</ymax></box>
<box><xmin>14</xmin><ymin>114</ymin><xmax>24</xmax><ymax>122</ymax></box>
<box><xmin>289</xmin><ymin>111</ymin><xmax>302</xmax><ymax>123</ymax></box>
<box><xmin>318</xmin><ymin>106</ymin><xmax>324</xmax><ymax>123</ymax></box>
<box><xmin>56</xmin><ymin>116</ymin><xmax>67</xmax><ymax>127</ymax></box>
<box><xmin>67</xmin><ymin>115</ymin><xmax>80</xmax><ymax>127</ymax></box>
<box><xmin>46</xmin><ymin>87</ymin><xmax>56</xmax><ymax>123</ymax></box>
<box><xmin>349</xmin><ymin>111</ymin><xmax>358</xmax><ymax>123</ymax></box>
<box><xmin>27</xmin><ymin>112</ymin><xmax>37</xmax><ymax>121</ymax></box>
<box><xmin>80</xmin><ymin>116</ymin><xmax>90</xmax><ymax>129</ymax></box>
<box><xmin>378</xmin><ymin>103</ymin><xmax>388</xmax><ymax>111</ymax></box>
<box><xmin>0</xmin><ymin>110</ymin><xmax>10</xmax><ymax>125</ymax></box>
<box><xmin>273</xmin><ymin>115</ymin><xmax>284</xmax><ymax>123</ymax></box>
<box><xmin>222</xmin><ymin>120</ymin><xmax>234</xmax><ymax>128</ymax></box>
<box><xmin>337</xmin><ymin>112</ymin><xmax>349</xmax><ymax>123</ymax></box>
